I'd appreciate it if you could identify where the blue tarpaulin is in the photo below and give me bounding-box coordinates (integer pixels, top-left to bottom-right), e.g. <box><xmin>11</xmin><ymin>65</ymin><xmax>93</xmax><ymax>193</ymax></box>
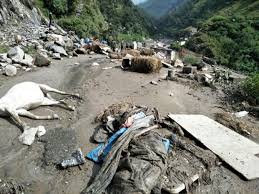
<box><xmin>87</xmin><ymin>127</ymin><xmax>128</xmax><ymax>163</ymax></box>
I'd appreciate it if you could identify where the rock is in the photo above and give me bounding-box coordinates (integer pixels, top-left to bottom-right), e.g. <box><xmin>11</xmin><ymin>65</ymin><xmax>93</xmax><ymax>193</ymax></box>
<box><xmin>12</xmin><ymin>63</ymin><xmax>22</xmax><ymax>68</ymax></box>
<box><xmin>182</xmin><ymin>66</ymin><xmax>197</xmax><ymax>74</ymax></box>
<box><xmin>0</xmin><ymin>63</ymin><xmax>7</xmax><ymax>68</ymax></box>
<box><xmin>20</xmin><ymin>54</ymin><xmax>33</xmax><ymax>66</ymax></box>
<box><xmin>52</xmin><ymin>53</ymin><xmax>61</xmax><ymax>60</ymax></box>
<box><xmin>50</xmin><ymin>45</ymin><xmax>68</xmax><ymax>56</ymax></box>
<box><xmin>47</xmin><ymin>34</ymin><xmax>65</xmax><ymax>46</ymax></box>
<box><xmin>14</xmin><ymin>34</ymin><xmax>22</xmax><ymax>44</ymax></box>
<box><xmin>174</xmin><ymin>59</ymin><xmax>184</xmax><ymax>67</ymax></box>
<box><xmin>64</xmin><ymin>37</ymin><xmax>74</xmax><ymax>51</ymax></box>
<box><xmin>34</xmin><ymin>53</ymin><xmax>51</xmax><ymax>67</ymax></box>
<box><xmin>4</xmin><ymin>65</ymin><xmax>17</xmax><ymax>76</ymax></box>
<box><xmin>75</xmin><ymin>48</ymin><xmax>87</xmax><ymax>54</ymax></box>
<box><xmin>89</xmin><ymin>51</ymin><xmax>95</xmax><ymax>55</ymax></box>
<box><xmin>7</xmin><ymin>46</ymin><xmax>24</xmax><ymax>61</ymax></box>
<box><xmin>0</xmin><ymin>53</ymin><xmax>8</xmax><ymax>62</ymax></box>
<box><xmin>92</xmin><ymin>62</ymin><xmax>100</xmax><ymax>66</ymax></box>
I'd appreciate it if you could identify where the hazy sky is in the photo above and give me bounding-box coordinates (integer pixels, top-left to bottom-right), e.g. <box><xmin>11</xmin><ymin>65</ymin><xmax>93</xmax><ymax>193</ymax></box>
<box><xmin>132</xmin><ymin>0</ymin><xmax>147</xmax><ymax>4</ymax></box>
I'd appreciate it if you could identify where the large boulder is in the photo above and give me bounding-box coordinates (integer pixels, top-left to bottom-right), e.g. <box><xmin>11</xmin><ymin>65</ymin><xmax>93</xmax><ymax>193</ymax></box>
<box><xmin>4</xmin><ymin>64</ymin><xmax>17</xmax><ymax>76</ymax></box>
<box><xmin>7</xmin><ymin>46</ymin><xmax>25</xmax><ymax>61</ymax></box>
<box><xmin>20</xmin><ymin>54</ymin><xmax>33</xmax><ymax>66</ymax></box>
<box><xmin>34</xmin><ymin>53</ymin><xmax>51</xmax><ymax>67</ymax></box>
<box><xmin>50</xmin><ymin>45</ymin><xmax>68</xmax><ymax>57</ymax></box>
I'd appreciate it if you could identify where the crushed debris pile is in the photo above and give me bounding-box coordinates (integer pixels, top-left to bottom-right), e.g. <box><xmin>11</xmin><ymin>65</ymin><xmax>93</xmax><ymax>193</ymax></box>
<box><xmin>80</xmin><ymin>103</ymin><xmax>220</xmax><ymax>194</ymax></box>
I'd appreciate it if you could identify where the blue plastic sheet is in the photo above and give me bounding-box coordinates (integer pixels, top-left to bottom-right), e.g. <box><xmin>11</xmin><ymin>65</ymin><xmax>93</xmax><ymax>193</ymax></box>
<box><xmin>87</xmin><ymin>127</ymin><xmax>128</xmax><ymax>163</ymax></box>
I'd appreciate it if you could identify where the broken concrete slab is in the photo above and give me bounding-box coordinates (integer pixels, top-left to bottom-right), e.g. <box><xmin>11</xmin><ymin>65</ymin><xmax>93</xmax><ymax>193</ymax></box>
<box><xmin>168</xmin><ymin>114</ymin><xmax>259</xmax><ymax>180</ymax></box>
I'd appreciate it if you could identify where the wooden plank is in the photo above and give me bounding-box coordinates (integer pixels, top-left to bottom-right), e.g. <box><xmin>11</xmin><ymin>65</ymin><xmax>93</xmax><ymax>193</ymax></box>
<box><xmin>168</xmin><ymin>114</ymin><xmax>259</xmax><ymax>180</ymax></box>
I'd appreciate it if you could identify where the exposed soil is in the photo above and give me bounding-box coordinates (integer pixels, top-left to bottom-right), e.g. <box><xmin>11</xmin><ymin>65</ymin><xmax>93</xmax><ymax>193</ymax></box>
<box><xmin>0</xmin><ymin>54</ymin><xmax>258</xmax><ymax>194</ymax></box>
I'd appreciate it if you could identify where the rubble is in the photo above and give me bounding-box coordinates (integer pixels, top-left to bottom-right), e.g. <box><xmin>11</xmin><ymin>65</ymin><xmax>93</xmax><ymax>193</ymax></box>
<box><xmin>174</xmin><ymin>58</ymin><xmax>184</xmax><ymax>67</ymax></box>
<box><xmin>7</xmin><ymin>46</ymin><xmax>24</xmax><ymax>62</ymax></box>
<box><xmin>182</xmin><ymin>66</ymin><xmax>197</xmax><ymax>74</ymax></box>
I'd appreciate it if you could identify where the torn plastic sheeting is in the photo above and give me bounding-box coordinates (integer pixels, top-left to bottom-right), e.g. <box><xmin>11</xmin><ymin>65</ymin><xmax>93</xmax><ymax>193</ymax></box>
<box><xmin>87</xmin><ymin>127</ymin><xmax>128</xmax><ymax>163</ymax></box>
<box><xmin>87</xmin><ymin>112</ymin><xmax>147</xmax><ymax>163</ymax></box>
<box><xmin>107</xmin><ymin>131</ymin><xmax>169</xmax><ymax>194</ymax></box>
<box><xmin>82</xmin><ymin>116</ymin><xmax>156</xmax><ymax>194</ymax></box>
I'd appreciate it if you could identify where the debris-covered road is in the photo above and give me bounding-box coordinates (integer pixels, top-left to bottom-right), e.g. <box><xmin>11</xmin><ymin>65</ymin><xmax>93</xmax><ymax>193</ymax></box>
<box><xmin>0</xmin><ymin>54</ymin><xmax>258</xmax><ymax>194</ymax></box>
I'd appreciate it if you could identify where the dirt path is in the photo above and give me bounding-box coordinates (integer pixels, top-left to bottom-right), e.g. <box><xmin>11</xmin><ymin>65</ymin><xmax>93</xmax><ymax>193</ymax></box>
<box><xmin>0</xmin><ymin>55</ymin><xmax>258</xmax><ymax>194</ymax></box>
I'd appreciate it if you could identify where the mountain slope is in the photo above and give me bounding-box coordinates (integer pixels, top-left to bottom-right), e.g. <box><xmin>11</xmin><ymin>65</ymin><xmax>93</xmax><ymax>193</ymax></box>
<box><xmin>160</xmin><ymin>0</ymin><xmax>259</xmax><ymax>72</ymax></box>
<box><xmin>139</xmin><ymin>0</ymin><xmax>185</xmax><ymax>18</ymax></box>
<box><xmin>37</xmin><ymin>0</ymin><xmax>152</xmax><ymax>38</ymax></box>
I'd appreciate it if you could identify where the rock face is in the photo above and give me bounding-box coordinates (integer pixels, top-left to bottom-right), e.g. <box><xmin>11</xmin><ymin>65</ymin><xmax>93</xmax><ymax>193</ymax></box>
<box><xmin>0</xmin><ymin>0</ymin><xmax>41</xmax><ymax>25</ymax></box>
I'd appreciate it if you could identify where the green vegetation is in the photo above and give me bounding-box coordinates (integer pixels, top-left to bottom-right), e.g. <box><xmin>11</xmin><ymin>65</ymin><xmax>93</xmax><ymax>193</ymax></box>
<box><xmin>242</xmin><ymin>73</ymin><xmax>259</xmax><ymax>104</ymax></box>
<box><xmin>182</xmin><ymin>55</ymin><xmax>201</xmax><ymax>65</ymax></box>
<box><xmin>159</xmin><ymin>0</ymin><xmax>259</xmax><ymax>73</ymax></box>
<box><xmin>186</xmin><ymin>14</ymin><xmax>259</xmax><ymax>72</ymax></box>
<box><xmin>139</xmin><ymin>0</ymin><xmax>185</xmax><ymax>19</ymax></box>
<box><xmin>36</xmin><ymin>0</ymin><xmax>152</xmax><ymax>38</ymax></box>
<box><xmin>24</xmin><ymin>45</ymin><xmax>37</xmax><ymax>55</ymax></box>
<box><xmin>0</xmin><ymin>44</ymin><xmax>9</xmax><ymax>53</ymax></box>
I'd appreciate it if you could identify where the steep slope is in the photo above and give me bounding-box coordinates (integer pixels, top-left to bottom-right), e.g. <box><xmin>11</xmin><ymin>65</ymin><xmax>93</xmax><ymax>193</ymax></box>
<box><xmin>160</xmin><ymin>0</ymin><xmax>259</xmax><ymax>72</ymax></box>
<box><xmin>99</xmin><ymin>0</ymin><xmax>153</xmax><ymax>37</ymax></box>
<box><xmin>139</xmin><ymin>0</ymin><xmax>186</xmax><ymax>19</ymax></box>
<box><xmin>37</xmin><ymin>0</ymin><xmax>152</xmax><ymax>38</ymax></box>
<box><xmin>0</xmin><ymin>0</ymin><xmax>41</xmax><ymax>25</ymax></box>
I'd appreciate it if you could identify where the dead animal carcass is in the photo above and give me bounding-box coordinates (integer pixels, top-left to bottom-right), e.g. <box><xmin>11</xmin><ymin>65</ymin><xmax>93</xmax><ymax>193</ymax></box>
<box><xmin>122</xmin><ymin>56</ymin><xmax>162</xmax><ymax>73</ymax></box>
<box><xmin>0</xmin><ymin>82</ymin><xmax>79</xmax><ymax>130</ymax></box>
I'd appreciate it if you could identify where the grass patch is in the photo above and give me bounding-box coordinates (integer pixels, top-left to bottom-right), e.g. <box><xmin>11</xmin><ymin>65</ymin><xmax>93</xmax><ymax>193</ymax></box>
<box><xmin>242</xmin><ymin>73</ymin><xmax>259</xmax><ymax>104</ymax></box>
<box><xmin>0</xmin><ymin>44</ymin><xmax>9</xmax><ymax>53</ymax></box>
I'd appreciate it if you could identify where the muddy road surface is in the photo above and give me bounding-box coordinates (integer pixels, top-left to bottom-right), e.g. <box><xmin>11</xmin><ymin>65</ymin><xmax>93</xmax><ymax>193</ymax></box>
<box><xmin>0</xmin><ymin>55</ymin><xmax>258</xmax><ymax>194</ymax></box>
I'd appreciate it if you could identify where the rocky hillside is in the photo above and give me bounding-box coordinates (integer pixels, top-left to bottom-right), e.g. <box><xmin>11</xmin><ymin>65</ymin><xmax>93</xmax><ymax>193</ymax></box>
<box><xmin>139</xmin><ymin>0</ymin><xmax>186</xmax><ymax>19</ymax></box>
<box><xmin>159</xmin><ymin>0</ymin><xmax>259</xmax><ymax>72</ymax></box>
<box><xmin>0</xmin><ymin>0</ymin><xmax>42</xmax><ymax>25</ymax></box>
<box><xmin>36</xmin><ymin>0</ymin><xmax>152</xmax><ymax>39</ymax></box>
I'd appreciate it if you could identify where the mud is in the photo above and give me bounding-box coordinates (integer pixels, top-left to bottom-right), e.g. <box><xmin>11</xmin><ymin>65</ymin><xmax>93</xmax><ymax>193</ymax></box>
<box><xmin>0</xmin><ymin>54</ymin><xmax>258</xmax><ymax>194</ymax></box>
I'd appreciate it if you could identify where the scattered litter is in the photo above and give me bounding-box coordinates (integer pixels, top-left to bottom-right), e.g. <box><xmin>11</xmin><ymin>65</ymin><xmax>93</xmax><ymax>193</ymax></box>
<box><xmin>234</xmin><ymin>111</ymin><xmax>249</xmax><ymax>118</ymax></box>
<box><xmin>162</xmin><ymin>61</ymin><xmax>173</xmax><ymax>69</ymax></box>
<box><xmin>150</xmin><ymin>80</ymin><xmax>158</xmax><ymax>85</ymax></box>
<box><xmin>61</xmin><ymin>148</ymin><xmax>86</xmax><ymax>168</ymax></box>
<box><xmin>37</xmin><ymin>126</ymin><xmax>46</xmax><ymax>137</ymax></box>
<box><xmin>19</xmin><ymin>126</ymin><xmax>45</xmax><ymax>146</ymax></box>
<box><xmin>92</xmin><ymin>62</ymin><xmax>100</xmax><ymax>66</ymax></box>
<box><xmin>102</xmin><ymin>67</ymin><xmax>113</xmax><ymax>70</ymax></box>
<box><xmin>169</xmin><ymin>92</ymin><xmax>174</xmax><ymax>97</ymax></box>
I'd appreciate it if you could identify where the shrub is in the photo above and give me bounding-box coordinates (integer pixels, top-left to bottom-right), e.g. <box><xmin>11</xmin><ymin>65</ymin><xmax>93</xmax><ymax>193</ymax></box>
<box><xmin>242</xmin><ymin>73</ymin><xmax>259</xmax><ymax>104</ymax></box>
<box><xmin>183</xmin><ymin>55</ymin><xmax>201</xmax><ymax>65</ymax></box>
<box><xmin>0</xmin><ymin>44</ymin><xmax>9</xmax><ymax>53</ymax></box>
